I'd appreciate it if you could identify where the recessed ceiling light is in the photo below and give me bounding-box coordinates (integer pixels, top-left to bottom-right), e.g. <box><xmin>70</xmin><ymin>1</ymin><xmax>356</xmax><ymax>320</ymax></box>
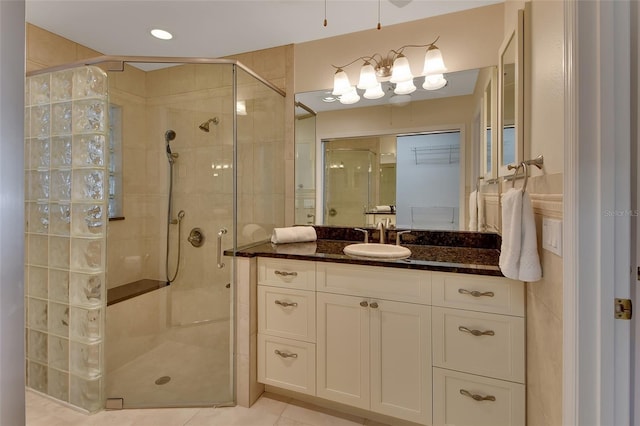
<box><xmin>322</xmin><ymin>96</ymin><xmax>337</xmax><ymax>103</ymax></box>
<box><xmin>150</xmin><ymin>29</ymin><xmax>173</xmax><ymax>40</ymax></box>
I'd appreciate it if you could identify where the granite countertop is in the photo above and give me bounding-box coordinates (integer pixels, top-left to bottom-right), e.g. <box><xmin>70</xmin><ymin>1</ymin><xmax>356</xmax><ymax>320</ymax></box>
<box><xmin>229</xmin><ymin>227</ymin><xmax>503</xmax><ymax>277</ymax></box>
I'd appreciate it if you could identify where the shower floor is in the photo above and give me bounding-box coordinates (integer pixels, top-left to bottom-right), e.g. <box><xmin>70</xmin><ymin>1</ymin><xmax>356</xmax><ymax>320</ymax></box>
<box><xmin>106</xmin><ymin>319</ymin><xmax>232</xmax><ymax>408</ymax></box>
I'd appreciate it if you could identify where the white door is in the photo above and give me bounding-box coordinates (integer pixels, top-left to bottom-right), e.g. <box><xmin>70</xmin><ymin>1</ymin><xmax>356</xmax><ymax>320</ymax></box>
<box><xmin>316</xmin><ymin>292</ymin><xmax>370</xmax><ymax>409</ymax></box>
<box><xmin>370</xmin><ymin>299</ymin><xmax>431</xmax><ymax>424</ymax></box>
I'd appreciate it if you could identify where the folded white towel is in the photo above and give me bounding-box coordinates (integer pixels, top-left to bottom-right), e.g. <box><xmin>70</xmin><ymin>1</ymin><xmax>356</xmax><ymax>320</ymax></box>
<box><xmin>499</xmin><ymin>188</ymin><xmax>542</xmax><ymax>281</ymax></box>
<box><xmin>271</xmin><ymin>226</ymin><xmax>317</xmax><ymax>244</ymax></box>
<box><xmin>274</xmin><ymin>242</ymin><xmax>317</xmax><ymax>255</ymax></box>
<box><xmin>468</xmin><ymin>190</ymin><xmax>478</xmax><ymax>231</ymax></box>
<box><xmin>374</xmin><ymin>205</ymin><xmax>392</xmax><ymax>212</ymax></box>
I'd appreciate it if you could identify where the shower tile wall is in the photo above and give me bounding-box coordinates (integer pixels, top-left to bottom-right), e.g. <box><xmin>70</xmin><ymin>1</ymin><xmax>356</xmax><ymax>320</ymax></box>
<box><xmin>25</xmin><ymin>66</ymin><xmax>109</xmax><ymax>412</ymax></box>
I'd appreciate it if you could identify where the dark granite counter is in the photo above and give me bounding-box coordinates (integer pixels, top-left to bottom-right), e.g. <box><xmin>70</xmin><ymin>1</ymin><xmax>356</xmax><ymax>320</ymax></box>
<box><xmin>229</xmin><ymin>227</ymin><xmax>503</xmax><ymax>277</ymax></box>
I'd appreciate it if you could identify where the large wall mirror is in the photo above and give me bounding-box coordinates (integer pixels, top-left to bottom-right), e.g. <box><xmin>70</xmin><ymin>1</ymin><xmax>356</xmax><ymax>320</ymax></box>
<box><xmin>294</xmin><ymin>67</ymin><xmax>499</xmax><ymax>232</ymax></box>
<box><xmin>498</xmin><ymin>9</ymin><xmax>524</xmax><ymax>176</ymax></box>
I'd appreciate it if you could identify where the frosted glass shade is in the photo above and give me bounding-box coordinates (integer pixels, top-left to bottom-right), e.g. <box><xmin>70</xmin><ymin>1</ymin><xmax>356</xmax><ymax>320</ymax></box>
<box><xmin>332</xmin><ymin>69</ymin><xmax>352</xmax><ymax>96</ymax></box>
<box><xmin>363</xmin><ymin>83</ymin><xmax>385</xmax><ymax>99</ymax></box>
<box><xmin>339</xmin><ymin>87</ymin><xmax>360</xmax><ymax>105</ymax></box>
<box><xmin>423</xmin><ymin>74</ymin><xmax>448</xmax><ymax>90</ymax></box>
<box><xmin>357</xmin><ymin>63</ymin><xmax>378</xmax><ymax>90</ymax></box>
<box><xmin>390</xmin><ymin>55</ymin><xmax>413</xmax><ymax>83</ymax></box>
<box><xmin>423</xmin><ymin>46</ymin><xmax>447</xmax><ymax>76</ymax></box>
<box><xmin>394</xmin><ymin>79</ymin><xmax>417</xmax><ymax>95</ymax></box>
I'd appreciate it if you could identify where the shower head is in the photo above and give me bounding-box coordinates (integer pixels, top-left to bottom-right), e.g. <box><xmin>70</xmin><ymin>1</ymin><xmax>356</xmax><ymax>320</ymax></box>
<box><xmin>165</xmin><ymin>130</ymin><xmax>176</xmax><ymax>142</ymax></box>
<box><xmin>199</xmin><ymin>117</ymin><xmax>219</xmax><ymax>132</ymax></box>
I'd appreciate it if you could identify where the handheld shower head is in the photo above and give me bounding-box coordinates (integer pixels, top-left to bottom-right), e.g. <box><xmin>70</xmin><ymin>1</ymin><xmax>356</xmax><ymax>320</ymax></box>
<box><xmin>165</xmin><ymin>130</ymin><xmax>176</xmax><ymax>142</ymax></box>
<box><xmin>199</xmin><ymin>117</ymin><xmax>219</xmax><ymax>132</ymax></box>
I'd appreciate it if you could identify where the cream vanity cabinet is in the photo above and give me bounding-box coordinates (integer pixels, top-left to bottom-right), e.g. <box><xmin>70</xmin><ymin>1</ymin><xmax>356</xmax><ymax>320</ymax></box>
<box><xmin>256</xmin><ymin>257</ymin><xmax>525</xmax><ymax>426</ymax></box>
<box><xmin>316</xmin><ymin>263</ymin><xmax>431</xmax><ymax>425</ymax></box>
<box><xmin>431</xmin><ymin>272</ymin><xmax>526</xmax><ymax>426</ymax></box>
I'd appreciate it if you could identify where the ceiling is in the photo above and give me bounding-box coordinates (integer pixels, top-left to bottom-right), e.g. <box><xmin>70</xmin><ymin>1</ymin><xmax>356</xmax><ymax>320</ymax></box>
<box><xmin>25</xmin><ymin>0</ymin><xmax>502</xmax><ymax>61</ymax></box>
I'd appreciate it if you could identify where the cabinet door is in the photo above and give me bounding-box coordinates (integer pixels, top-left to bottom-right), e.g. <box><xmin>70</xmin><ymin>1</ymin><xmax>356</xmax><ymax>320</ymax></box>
<box><xmin>316</xmin><ymin>292</ymin><xmax>370</xmax><ymax>409</ymax></box>
<box><xmin>370</xmin><ymin>300</ymin><xmax>432</xmax><ymax>425</ymax></box>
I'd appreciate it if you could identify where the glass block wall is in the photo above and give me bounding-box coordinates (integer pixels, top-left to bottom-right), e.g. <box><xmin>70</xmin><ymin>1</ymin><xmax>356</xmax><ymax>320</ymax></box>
<box><xmin>25</xmin><ymin>66</ymin><xmax>109</xmax><ymax>413</ymax></box>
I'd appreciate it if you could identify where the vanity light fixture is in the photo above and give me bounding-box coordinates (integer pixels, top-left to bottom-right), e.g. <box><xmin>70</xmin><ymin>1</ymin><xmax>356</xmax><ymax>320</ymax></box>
<box><xmin>150</xmin><ymin>28</ymin><xmax>173</xmax><ymax>40</ymax></box>
<box><xmin>331</xmin><ymin>37</ymin><xmax>448</xmax><ymax>105</ymax></box>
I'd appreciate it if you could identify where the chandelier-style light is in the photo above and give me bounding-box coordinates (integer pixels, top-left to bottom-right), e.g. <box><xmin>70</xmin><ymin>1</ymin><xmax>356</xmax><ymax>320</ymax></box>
<box><xmin>331</xmin><ymin>37</ymin><xmax>447</xmax><ymax>105</ymax></box>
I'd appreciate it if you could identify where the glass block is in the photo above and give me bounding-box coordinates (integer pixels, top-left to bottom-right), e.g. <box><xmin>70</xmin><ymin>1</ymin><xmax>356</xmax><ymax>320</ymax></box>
<box><xmin>71</xmin><ymin>204</ymin><xmax>105</xmax><ymax>237</ymax></box>
<box><xmin>27</xmin><ymin>329</ymin><xmax>48</xmax><ymax>363</ymax></box>
<box><xmin>27</xmin><ymin>298</ymin><xmax>48</xmax><ymax>331</ymax></box>
<box><xmin>72</xmin><ymin>134</ymin><xmax>105</xmax><ymax>168</ymax></box>
<box><xmin>49</xmin><ymin>302</ymin><xmax>70</xmax><ymax>337</ymax></box>
<box><xmin>72</xmin><ymin>100</ymin><xmax>106</xmax><ymax>134</ymax></box>
<box><xmin>50</xmin><ymin>136</ymin><xmax>72</xmax><ymax>169</ymax></box>
<box><xmin>49</xmin><ymin>336</ymin><xmax>69</xmax><ymax>371</ymax></box>
<box><xmin>49</xmin><ymin>269</ymin><xmax>70</xmax><ymax>303</ymax></box>
<box><xmin>70</xmin><ymin>341</ymin><xmax>101</xmax><ymax>379</ymax></box>
<box><xmin>69</xmin><ymin>375</ymin><xmax>101</xmax><ymax>413</ymax></box>
<box><xmin>70</xmin><ymin>272</ymin><xmax>103</xmax><ymax>307</ymax></box>
<box><xmin>48</xmin><ymin>368</ymin><xmax>69</xmax><ymax>402</ymax></box>
<box><xmin>72</xmin><ymin>170</ymin><xmax>105</xmax><ymax>201</ymax></box>
<box><xmin>29</xmin><ymin>138</ymin><xmax>50</xmax><ymax>170</ymax></box>
<box><xmin>69</xmin><ymin>307</ymin><xmax>102</xmax><ymax>342</ymax></box>
<box><xmin>49</xmin><ymin>236</ymin><xmax>70</xmax><ymax>269</ymax></box>
<box><xmin>27</xmin><ymin>234</ymin><xmax>48</xmax><ymax>266</ymax></box>
<box><xmin>50</xmin><ymin>203</ymin><xmax>71</xmax><ymax>236</ymax></box>
<box><xmin>27</xmin><ymin>202</ymin><xmax>49</xmax><ymax>234</ymax></box>
<box><xmin>29</xmin><ymin>74</ymin><xmax>50</xmax><ymax>105</ymax></box>
<box><xmin>28</xmin><ymin>361</ymin><xmax>48</xmax><ymax>394</ymax></box>
<box><xmin>28</xmin><ymin>266</ymin><xmax>48</xmax><ymax>298</ymax></box>
<box><xmin>50</xmin><ymin>170</ymin><xmax>72</xmax><ymax>202</ymax></box>
<box><xmin>28</xmin><ymin>170</ymin><xmax>49</xmax><ymax>201</ymax></box>
<box><xmin>51</xmin><ymin>102</ymin><xmax>72</xmax><ymax>135</ymax></box>
<box><xmin>24</xmin><ymin>106</ymin><xmax>31</xmax><ymax>138</ymax></box>
<box><xmin>51</xmin><ymin>70</ymin><xmax>73</xmax><ymax>102</ymax></box>
<box><xmin>70</xmin><ymin>239</ymin><xmax>103</xmax><ymax>272</ymax></box>
<box><xmin>73</xmin><ymin>67</ymin><xmax>107</xmax><ymax>100</ymax></box>
<box><xmin>30</xmin><ymin>105</ymin><xmax>50</xmax><ymax>138</ymax></box>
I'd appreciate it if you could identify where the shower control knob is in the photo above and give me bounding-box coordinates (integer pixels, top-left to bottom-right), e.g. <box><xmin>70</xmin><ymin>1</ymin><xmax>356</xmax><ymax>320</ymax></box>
<box><xmin>188</xmin><ymin>228</ymin><xmax>205</xmax><ymax>248</ymax></box>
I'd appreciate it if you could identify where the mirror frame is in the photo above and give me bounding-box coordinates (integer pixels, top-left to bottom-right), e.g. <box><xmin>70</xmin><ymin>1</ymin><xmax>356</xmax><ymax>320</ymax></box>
<box><xmin>482</xmin><ymin>67</ymin><xmax>498</xmax><ymax>180</ymax></box>
<box><xmin>498</xmin><ymin>8</ymin><xmax>525</xmax><ymax>177</ymax></box>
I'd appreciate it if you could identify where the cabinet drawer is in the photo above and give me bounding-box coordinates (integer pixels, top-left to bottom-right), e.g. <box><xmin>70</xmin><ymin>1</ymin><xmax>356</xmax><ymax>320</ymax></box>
<box><xmin>316</xmin><ymin>262</ymin><xmax>431</xmax><ymax>304</ymax></box>
<box><xmin>258</xmin><ymin>285</ymin><xmax>315</xmax><ymax>342</ymax></box>
<box><xmin>432</xmin><ymin>307</ymin><xmax>525</xmax><ymax>383</ymax></box>
<box><xmin>433</xmin><ymin>368</ymin><xmax>525</xmax><ymax>426</ymax></box>
<box><xmin>432</xmin><ymin>272</ymin><xmax>524</xmax><ymax>316</ymax></box>
<box><xmin>257</xmin><ymin>334</ymin><xmax>316</xmax><ymax>396</ymax></box>
<box><xmin>258</xmin><ymin>258</ymin><xmax>315</xmax><ymax>290</ymax></box>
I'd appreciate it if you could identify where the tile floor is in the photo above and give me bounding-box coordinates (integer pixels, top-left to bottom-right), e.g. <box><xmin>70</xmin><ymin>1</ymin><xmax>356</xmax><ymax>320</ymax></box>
<box><xmin>26</xmin><ymin>390</ymin><xmax>391</xmax><ymax>426</ymax></box>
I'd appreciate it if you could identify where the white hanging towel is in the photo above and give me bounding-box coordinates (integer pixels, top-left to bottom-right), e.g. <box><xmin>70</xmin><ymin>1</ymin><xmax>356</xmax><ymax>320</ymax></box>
<box><xmin>271</xmin><ymin>226</ymin><xmax>317</xmax><ymax>244</ymax></box>
<box><xmin>468</xmin><ymin>190</ymin><xmax>478</xmax><ymax>231</ymax></box>
<box><xmin>499</xmin><ymin>188</ymin><xmax>542</xmax><ymax>281</ymax></box>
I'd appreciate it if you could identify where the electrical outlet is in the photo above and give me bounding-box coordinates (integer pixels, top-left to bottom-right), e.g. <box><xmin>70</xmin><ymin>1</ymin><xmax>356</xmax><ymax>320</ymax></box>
<box><xmin>542</xmin><ymin>218</ymin><xmax>562</xmax><ymax>257</ymax></box>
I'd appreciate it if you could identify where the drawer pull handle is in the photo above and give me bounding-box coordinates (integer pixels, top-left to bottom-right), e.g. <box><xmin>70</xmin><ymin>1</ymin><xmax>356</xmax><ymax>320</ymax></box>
<box><xmin>369</xmin><ymin>302</ymin><xmax>379</xmax><ymax>309</ymax></box>
<box><xmin>360</xmin><ymin>301</ymin><xmax>369</xmax><ymax>307</ymax></box>
<box><xmin>460</xmin><ymin>389</ymin><xmax>496</xmax><ymax>402</ymax></box>
<box><xmin>274</xmin><ymin>349</ymin><xmax>298</xmax><ymax>359</ymax></box>
<box><xmin>460</xmin><ymin>389</ymin><xmax>496</xmax><ymax>401</ymax></box>
<box><xmin>274</xmin><ymin>270</ymin><xmax>298</xmax><ymax>277</ymax></box>
<box><xmin>458</xmin><ymin>288</ymin><xmax>495</xmax><ymax>298</ymax></box>
<box><xmin>458</xmin><ymin>326</ymin><xmax>495</xmax><ymax>337</ymax></box>
<box><xmin>274</xmin><ymin>300</ymin><xmax>298</xmax><ymax>308</ymax></box>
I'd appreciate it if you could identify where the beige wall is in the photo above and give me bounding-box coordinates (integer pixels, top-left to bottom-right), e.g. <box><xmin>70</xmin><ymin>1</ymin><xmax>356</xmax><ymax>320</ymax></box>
<box><xmin>294</xmin><ymin>3</ymin><xmax>504</xmax><ymax>93</ymax></box>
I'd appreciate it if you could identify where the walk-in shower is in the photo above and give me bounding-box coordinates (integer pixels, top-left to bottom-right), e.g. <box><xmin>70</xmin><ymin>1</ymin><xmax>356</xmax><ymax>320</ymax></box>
<box><xmin>24</xmin><ymin>57</ymin><xmax>286</xmax><ymax>412</ymax></box>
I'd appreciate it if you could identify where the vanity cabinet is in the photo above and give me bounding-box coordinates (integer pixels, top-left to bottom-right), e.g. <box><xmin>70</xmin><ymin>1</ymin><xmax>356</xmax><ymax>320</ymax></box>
<box><xmin>431</xmin><ymin>272</ymin><xmax>526</xmax><ymax>426</ymax></box>
<box><xmin>255</xmin><ymin>258</ymin><xmax>525</xmax><ymax>426</ymax></box>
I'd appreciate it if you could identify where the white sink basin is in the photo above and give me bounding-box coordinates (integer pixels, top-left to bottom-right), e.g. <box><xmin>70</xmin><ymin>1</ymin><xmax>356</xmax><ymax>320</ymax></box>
<box><xmin>343</xmin><ymin>243</ymin><xmax>411</xmax><ymax>259</ymax></box>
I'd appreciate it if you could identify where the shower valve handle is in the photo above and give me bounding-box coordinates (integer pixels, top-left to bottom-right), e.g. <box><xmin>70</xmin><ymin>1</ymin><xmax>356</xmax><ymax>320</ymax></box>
<box><xmin>217</xmin><ymin>228</ymin><xmax>228</xmax><ymax>269</ymax></box>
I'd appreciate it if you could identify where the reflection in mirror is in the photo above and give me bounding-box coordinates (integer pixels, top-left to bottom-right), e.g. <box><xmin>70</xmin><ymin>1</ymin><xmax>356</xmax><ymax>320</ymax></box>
<box><xmin>294</xmin><ymin>67</ymin><xmax>501</xmax><ymax>232</ymax></box>
<box><xmin>294</xmin><ymin>102</ymin><xmax>316</xmax><ymax>224</ymax></box>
